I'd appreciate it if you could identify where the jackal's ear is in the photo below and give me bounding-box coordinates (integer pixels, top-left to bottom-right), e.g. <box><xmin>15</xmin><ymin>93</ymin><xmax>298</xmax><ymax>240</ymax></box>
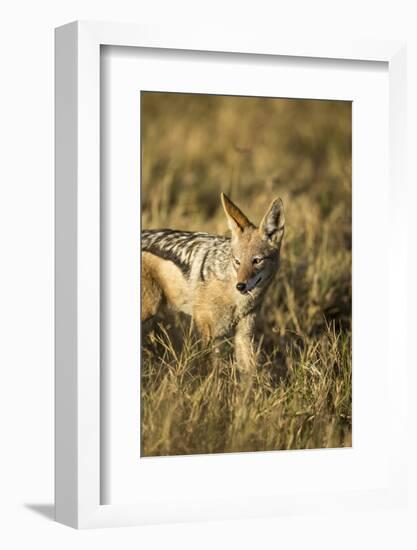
<box><xmin>259</xmin><ymin>198</ymin><xmax>285</xmax><ymax>244</ymax></box>
<box><xmin>221</xmin><ymin>193</ymin><xmax>253</xmax><ymax>234</ymax></box>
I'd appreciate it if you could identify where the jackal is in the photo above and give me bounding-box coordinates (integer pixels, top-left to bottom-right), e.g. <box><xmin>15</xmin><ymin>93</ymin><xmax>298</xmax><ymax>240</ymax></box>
<box><xmin>141</xmin><ymin>193</ymin><xmax>285</xmax><ymax>370</ymax></box>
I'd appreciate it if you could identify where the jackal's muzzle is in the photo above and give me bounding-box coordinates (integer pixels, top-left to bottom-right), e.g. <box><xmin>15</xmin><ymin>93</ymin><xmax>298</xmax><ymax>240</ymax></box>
<box><xmin>236</xmin><ymin>273</ymin><xmax>263</xmax><ymax>294</ymax></box>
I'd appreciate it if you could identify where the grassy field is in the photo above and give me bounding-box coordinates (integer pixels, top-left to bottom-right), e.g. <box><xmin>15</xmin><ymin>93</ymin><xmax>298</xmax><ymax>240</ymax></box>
<box><xmin>141</xmin><ymin>92</ymin><xmax>352</xmax><ymax>457</ymax></box>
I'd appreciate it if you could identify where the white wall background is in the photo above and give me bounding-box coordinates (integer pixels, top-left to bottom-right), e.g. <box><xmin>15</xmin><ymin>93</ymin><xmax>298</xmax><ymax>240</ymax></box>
<box><xmin>0</xmin><ymin>1</ymin><xmax>416</xmax><ymax>548</ymax></box>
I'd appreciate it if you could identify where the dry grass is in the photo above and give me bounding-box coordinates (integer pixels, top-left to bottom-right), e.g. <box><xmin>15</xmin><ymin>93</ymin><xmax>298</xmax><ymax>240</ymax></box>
<box><xmin>141</xmin><ymin>92</ymin><xmax>352</xmax><ymax>457</ymax></box>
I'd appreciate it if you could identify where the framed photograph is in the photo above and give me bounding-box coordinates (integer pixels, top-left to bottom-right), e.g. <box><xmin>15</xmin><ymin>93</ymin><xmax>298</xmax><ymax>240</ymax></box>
<box><xmin>55</xmin><ymin>21</ymin><xmax>407</xmax><ymax>528</ymax></box>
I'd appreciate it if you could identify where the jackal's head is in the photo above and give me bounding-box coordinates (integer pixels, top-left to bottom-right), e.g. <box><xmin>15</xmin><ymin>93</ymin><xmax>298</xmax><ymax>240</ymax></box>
<box><xmin>221</xmin><ymin>192</ymin><xmax>285</xmax><ymax>295</ymax></box>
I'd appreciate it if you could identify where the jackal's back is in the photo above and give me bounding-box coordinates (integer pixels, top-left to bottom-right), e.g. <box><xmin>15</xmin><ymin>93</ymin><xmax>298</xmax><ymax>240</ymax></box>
<box><xmin>141</xmin><ymin>229</ymin><xmax>231</xmax><ymax>280</ymax></box>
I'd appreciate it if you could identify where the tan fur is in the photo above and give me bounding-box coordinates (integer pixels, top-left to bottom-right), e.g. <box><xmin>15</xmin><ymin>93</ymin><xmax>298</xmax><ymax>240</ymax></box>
<box><xmin>142</xmin><ymin>252</ymin><xmax>190</xmax><ymax>317</ymax></box>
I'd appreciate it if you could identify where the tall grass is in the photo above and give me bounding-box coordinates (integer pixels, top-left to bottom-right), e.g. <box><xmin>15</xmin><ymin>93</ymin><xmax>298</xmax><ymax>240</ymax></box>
<box><xmin>141</xmin><ymin>92</ymin><xmax>352</xmax><ymax>456</ymax></box>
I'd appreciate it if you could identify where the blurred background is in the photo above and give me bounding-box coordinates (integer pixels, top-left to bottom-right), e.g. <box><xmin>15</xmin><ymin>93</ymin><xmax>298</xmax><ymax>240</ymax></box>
<box><xmin>141</xmin><ymin>92</ymin><xmax>352</xmax><ymax>456</ymax></box>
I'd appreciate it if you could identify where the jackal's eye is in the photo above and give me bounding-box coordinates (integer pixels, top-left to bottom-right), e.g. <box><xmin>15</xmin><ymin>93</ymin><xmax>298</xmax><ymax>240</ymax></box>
<box><xmin>253</xmin><ymin>257</ymin><xmax>264</xmax><ymax>265</ymax></box>
<box><xmin>233</xmin><ymin>257</ymin><xmax>240</xmax><ymax>266</ymax></box>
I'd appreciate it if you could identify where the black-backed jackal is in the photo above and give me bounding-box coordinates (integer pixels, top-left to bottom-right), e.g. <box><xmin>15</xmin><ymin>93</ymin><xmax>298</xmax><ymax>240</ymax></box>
<box><xmin>141</xmin><ymin>193</ymin><xmax>285</xmax><ymax>371</ymax></box>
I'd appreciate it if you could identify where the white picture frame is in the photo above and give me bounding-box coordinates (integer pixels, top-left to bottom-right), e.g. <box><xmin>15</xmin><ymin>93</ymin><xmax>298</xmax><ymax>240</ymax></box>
<box><xmin>55</xmin><ymin>21</ymin><xmax>407</xmax><ymax>529</ymax></box>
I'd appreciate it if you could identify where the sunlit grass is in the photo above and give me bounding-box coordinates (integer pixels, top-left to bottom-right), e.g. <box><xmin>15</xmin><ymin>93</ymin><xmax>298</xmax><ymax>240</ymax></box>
<box><xmin>141</xmin><ymin>92</ymin><xmax>352</xmax><ymax>456</ymax></box>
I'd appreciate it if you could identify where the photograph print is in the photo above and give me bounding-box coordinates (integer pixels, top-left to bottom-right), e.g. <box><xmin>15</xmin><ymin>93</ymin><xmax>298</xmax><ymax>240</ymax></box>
<box><xmin>140</xmin><ymin>91</ymin><xmax>352</xmax><ymax>457</ymax></box>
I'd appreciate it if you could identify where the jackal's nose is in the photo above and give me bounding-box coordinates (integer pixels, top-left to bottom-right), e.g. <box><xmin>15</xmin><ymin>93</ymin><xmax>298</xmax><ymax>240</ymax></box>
<box><xmin>236</xmin><ymin>282</ymin><xmax>247</xmax><ymax>293</ymax></box>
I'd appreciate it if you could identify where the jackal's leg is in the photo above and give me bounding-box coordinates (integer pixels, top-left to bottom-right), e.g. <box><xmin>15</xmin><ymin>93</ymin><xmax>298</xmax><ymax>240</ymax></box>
<box><xmin>193</xmin><ymin>315</ymin><xmax>213</xmax><ymax>347</ymax></box>
<box><xmin>193</xmin><ymin>314</ymin><xmax>224</xmax><ymax>370</ymax></box>
<box><xmin>234</xmin><ymin>313</ymin><xmax>258</xmax><ymax>372</ymax></box>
